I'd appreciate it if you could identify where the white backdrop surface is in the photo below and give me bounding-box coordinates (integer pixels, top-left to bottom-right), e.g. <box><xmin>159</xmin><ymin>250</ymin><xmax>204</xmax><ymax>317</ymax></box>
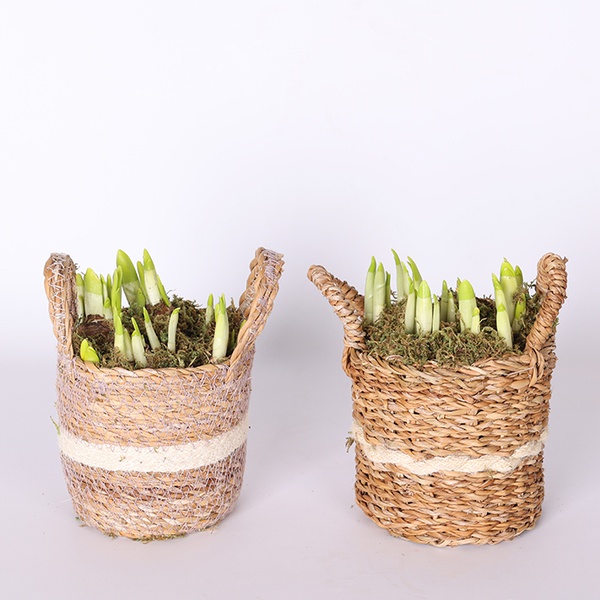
<box><xmin>1</xmin><ymin>2</ymin><xmax>598</xmax><ymax>599</ymax></box>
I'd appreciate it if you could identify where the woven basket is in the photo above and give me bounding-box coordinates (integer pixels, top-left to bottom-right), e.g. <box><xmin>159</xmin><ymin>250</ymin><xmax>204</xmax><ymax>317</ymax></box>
<box><xmin>308</xmin><ymin>253</ymin><xmax>567</xmax><ymax>546</ymax></box>
<box><xmin>44</xmin><ymin>247</ymin><xmax>283</xmax><ymax>540</ymax></box>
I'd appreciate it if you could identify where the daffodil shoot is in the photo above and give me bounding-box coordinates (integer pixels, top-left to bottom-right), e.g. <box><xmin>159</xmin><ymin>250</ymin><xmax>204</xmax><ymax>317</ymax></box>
<box><xmin>363</xmin><ymin>253</ymin><xmax>538</xmax><ymax>366</ymax></box>
<box><xmin>364</xmin><ymin>257</ymin><xmax>376</xmax><ymax>325</ymax></box>
<box><xmin>212</xmin><ymin>295</ymin><xmax>229</xmax><ymax>360</ymax></box>
<box><xmin>72</xmin><ymin>249</ymin><xmax>244</xmax><ymax>370</ymax></box>
<box><xmin>83</xmin><ymin>268</ymin><xmax>104</xmax><ymax>317</ymax></box>
<box><xmin>79</xmin><ymin>338</ymin><xmax>100</xmax><ymax>364</ymax></box>
<box><xmin>457</xmin><ymin>280</ymin><xmax>477</xmax><ymax>333</ymax></box>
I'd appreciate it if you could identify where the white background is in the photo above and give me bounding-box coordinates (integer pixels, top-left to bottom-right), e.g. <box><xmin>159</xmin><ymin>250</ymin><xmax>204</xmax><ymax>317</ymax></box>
<box><xmin>1</xmin><ymin>2</ymin><xmax>599</xmax><ymax>598</ymax></box>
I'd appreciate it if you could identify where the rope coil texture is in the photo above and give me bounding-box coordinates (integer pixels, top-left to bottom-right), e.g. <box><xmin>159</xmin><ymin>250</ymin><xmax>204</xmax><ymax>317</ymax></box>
<box><xmin>45</xmin><ymin>248</ymin><xmax>283</xmax><ymax>540</ymax></box>
<box><xmin>309</xmin><ymin>253</ymin><xmax>567</xmax><ymax>546</ymax></box>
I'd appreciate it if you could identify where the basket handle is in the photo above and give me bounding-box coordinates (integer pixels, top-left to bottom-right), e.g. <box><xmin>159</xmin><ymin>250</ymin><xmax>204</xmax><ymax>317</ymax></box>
<box><xmin>307</xmin><ymin>264</ymin><xmax>366</xmax><ymax>350</ymax></box>
<box><xmin>44</xmin><ymin>252</ymin><xmax>78</xmax><ymax>359</ymax></box>
<box><xmin>228</xmin><ymin>247</ymin><xmax>284</xmax><ymax>371</ymax></box>
<box><xmin>525</xmin><ymin>253</ymin><xmax>568</xmax><ymax>354</ymax></box>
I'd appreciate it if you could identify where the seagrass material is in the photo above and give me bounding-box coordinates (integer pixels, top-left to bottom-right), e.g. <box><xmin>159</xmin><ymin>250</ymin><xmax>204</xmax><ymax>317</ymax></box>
<box><xmin>308</xmin><ymin>253</ymin><xmax>567</xmax><ymax>546</ymax></box>
<box><xmin>45</xmin><ymin>247</ymin><xmax>283</xmax><ymax>539</ymax></box>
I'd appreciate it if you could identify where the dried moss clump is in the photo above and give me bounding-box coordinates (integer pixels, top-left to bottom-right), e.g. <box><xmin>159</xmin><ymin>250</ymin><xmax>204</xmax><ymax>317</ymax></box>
<box><xmin>364</xmin><ymin>290</ymin><xmax>541</xmax><ymax>368</ymax></box>
<box><xmin>73</xmin><ymin>296</ymin><xmax>244</xmax><ymax>370</ymax></box>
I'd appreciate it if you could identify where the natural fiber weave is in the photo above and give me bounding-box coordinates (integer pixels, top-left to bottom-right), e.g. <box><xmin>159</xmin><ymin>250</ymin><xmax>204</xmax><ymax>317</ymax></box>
<box><xmin>45</xmin><ymin>247</ymin><xmax>283</xmax><ymax>540</ymax></box>
<box><xmin>308</xmin><ymin>253</ymin><xmax>567</xmax><ymax>546</ymax></box>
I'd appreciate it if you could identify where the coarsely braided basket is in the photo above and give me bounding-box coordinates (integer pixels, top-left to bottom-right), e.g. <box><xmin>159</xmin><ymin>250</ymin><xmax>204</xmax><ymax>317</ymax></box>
<box><xmin>44</xmin><ymin>247</ymin><xmax>283</xmax><ymax>540</ymax></box>
<box><xmin>308</xmin><ymin>253</ymin><xmax>567</xmax><ymax>546</ymax></box>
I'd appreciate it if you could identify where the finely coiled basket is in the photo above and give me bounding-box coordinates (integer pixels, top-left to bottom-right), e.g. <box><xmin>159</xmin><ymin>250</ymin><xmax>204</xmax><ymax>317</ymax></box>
<box><xmin>308</xmin><ymin>253</ymin><xmax>567</xmax><ymax>546</ymax></box>
<box><xmin>44</xmin><ymin>247</ymin><xmax>283</xmax><ymax>540</ymax></box>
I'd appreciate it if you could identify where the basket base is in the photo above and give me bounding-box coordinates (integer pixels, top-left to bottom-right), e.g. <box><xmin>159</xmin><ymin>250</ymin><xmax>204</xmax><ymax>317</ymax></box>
<box><xmin>61</xmin><ymin>444</ymin><xmax>247</xmax><ymax>540</ymax></box>
<box><xmin>354</xmin><ymin>447</ymin><xmax>545</xmax><ymax>546</ymax></box>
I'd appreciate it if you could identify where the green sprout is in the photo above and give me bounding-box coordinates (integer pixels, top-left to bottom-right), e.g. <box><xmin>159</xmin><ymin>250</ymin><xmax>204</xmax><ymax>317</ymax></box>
<box><xmin>116</xmin><ymin>250</ymin><xmax>145</xmax><ymax>308</ymax></box>
<box><xmin>83</xmin><ymin>268</ymin><xmax>104</xmax><ymax>317</ymax></box>
<box><xmin>500</xmin><ymin>259</ymin><xmax>518</xmax><ymax>323</ymax></box>
<box><xmin>385</xmin><ymin>271</ymin><xmax>392</xmax><ymax>308</ymax></box>
<box><xmin>496</xmin><ymin>303</ymin><xmax>513</xmax><ymax>349</ymax></box>
<box><xmin>364</xmin><ymin>257</ymin><xmax>376</xmax><ymax>325</ymax></box>
<box><xmin>212</xmin><ymin>295</ymin><xmax>229</xmax><ymax>360</ymax></box>
<box><xmin>372</xmin><ymin>261</ymin><xmax>387</xmax><ymax>323</ymax></box>
<box><xmin>111</xmin><ymin>266</ymin><xmax>123</xmax><ymax>315</ymax></box>
<box><xmin>130</xmin><ymin>317</ymin><xmax>148</xmax><ymax>367</ymax></box>
<box><xmin>113</xmin><ymin>312</ymin><xmax>133</xmax><ymax>361</ymax></box>
<box><xmin>457</xmin><ymin>279</ymin><xmax>476</xmax><ymax>333</ymax></box>
<box><xmin>105</xmin><ymin>272</ymin><xmax>112</xmax><ymax>302</ymax></box>
<box><xmin>404</xmin><ymin>280</ymin><xmax>416</xmax><ymax>334</ymax></box>
<box><xmin>205</xmin><ymin>293</ymin><xmax>214</xmax><ymax>325</ymax></box>
<box><xmin>137</xmin><ymin>260</ymin><xmax>148</xmax><ymax>301</ymax></box>
<box><xmin>143</xmin><ymin>306</ymin><xmax>161</xmax><ymax>351</ymax></box>
<box><xmin>440</xmin><ymin>280</ymin><xmax>449</xmax><ymax>323</ymax></box>
<box><xmin>432</xmin><ymin>294</ymin><xmax>440</xmax><ymax>332</ymax></box>
<box><xmin>392</xmin><ymin>249</ymin><xmax>410</xmax><ymax>299</ymax></box>
<box><xmin>407</xmin><ymin>256</ymin><xmax>422</xmax><ymax>288</ymax></box>
<box><xmin>79</xmin><ymin>338</ymin><xmax>100</xmax><ymax>364</ymax></box>
<box><xmin>76</xmin><ymin>273</ymin><xmax>85</xmax><ymax>319</ymax></box>
<box><xmin>103</xmin><ymin>297</ymin><xmax>113</xmax><ymax>321</ymax></box>
<box><xmin>470</xmin><ymin>307</ymin><xmax>480</xmax><ymax>334</ymax></box>
<box><xmin>415</xmin><ymin>280</ymin><xmax>433</xmax><ymax>336</ymax></box>
<box><xmin>157</xmin><ymin>274</ymin><xmax>170</xmax><ymax>307</ymax></box>
<box><xmin>167</xmin><ymin>307</ymin><xmax>180</xmax><ymax>353</ymax></box>
<box><xmin>515</xmin><ymin>264</ymin><xmax>524</xmax><ymax>289</ymax></box>
<box><xmin>513</xmin><ymin>296</ymin><xmax>527</xmax><ymax>332</ymax></box>
<box><xmin>139</xmin><ymin>249</ymin><xmax>166</xmax><ymax>307</ymax></box>
<box><xmin>447</xmin><ymin>287</ymin><xmax>456</xmax><ymax>323</ymax></box>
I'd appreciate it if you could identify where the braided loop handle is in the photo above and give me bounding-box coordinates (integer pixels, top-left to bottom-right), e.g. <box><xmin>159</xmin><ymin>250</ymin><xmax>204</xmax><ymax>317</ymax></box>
<box><xmin>307</xmin><ymin>265</ymin><xmax>366</xmax><ymax>351</ymax></box>
<box><xmin>44</xmin><ymin>248</ymin><xmax>284</xmax><ymax>373</ymax></box>
<box><xmin>525</xmin><ymin>253</ymin><xmax>568</xmax><ymax>353</ymax></box>
<box><xmin>44</xmin><ymin>253</ymin><xmax>78</xmax><ymax>359</ymax></box>
<box><xmin>228</xmin><ymin>247</ymin><xmax>284</xmax><ymax>371</ymax></box>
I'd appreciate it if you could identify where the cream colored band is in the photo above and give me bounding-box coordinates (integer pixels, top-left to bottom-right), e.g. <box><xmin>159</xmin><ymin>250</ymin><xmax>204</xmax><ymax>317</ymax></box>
<box><xmin>58</xmin><ymin>415</ymin><xmax>249</xmax><ymax>473</ymax></box>
<box><xmin>352</xmin><ymin>421</ymin><xmax>547</xmax><ymax>475</ymax></box>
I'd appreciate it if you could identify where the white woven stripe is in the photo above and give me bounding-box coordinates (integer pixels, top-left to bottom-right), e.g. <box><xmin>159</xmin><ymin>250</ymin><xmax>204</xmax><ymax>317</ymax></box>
<box><xmin>58</xmin><ymin>415</ymin><xmax>249</xmax><ymax>473</ymax></box>
<box><xmin>352</xmin><ymin>421</ymin><xmax>548</xmax><ymax>475</ymax></box>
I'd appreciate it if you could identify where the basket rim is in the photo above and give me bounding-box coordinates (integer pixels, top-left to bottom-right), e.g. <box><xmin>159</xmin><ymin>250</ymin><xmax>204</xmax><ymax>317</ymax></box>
<box><xmin>343</xmin><ymin>338</ymin><xmax>546</xmax><ymax>377</ymax></box>
<box><xmin>61</xmin><ymin>351</ymin><xmax>232</xmax><ymax>378</ymax></box>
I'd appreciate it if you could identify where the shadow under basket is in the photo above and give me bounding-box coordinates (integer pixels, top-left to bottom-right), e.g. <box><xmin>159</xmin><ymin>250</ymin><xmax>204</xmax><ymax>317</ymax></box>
<box><xmin>44</xmin><ymin>247</ymin><xmax>283</xmax><ymax>540</ymax></box>
<box><xmin>308</xmin><ymin>253</ymin><xmax>567</xmax><ymax>546</ymax></box>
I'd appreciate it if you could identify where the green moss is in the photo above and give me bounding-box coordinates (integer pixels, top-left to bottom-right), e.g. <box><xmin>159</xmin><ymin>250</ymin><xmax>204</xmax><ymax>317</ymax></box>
<box><xmin>73</xmin><ymin>296</ymin><xmax>244</xmax><ymax>370</ymax></box>
<box><xmin>364</xmin><ymin>285</ymin><xmax>541</xmax><ymax>367</ymax></box>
